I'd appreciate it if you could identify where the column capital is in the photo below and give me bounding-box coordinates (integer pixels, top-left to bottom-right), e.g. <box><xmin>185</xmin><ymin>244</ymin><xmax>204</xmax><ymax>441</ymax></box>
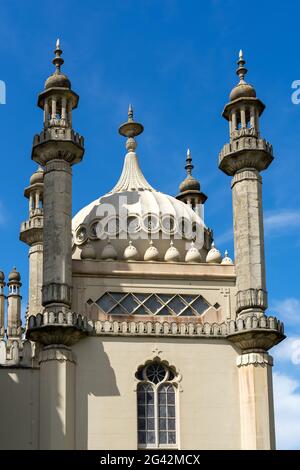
<box><xmin>236</xmin><ymin>351</ymin><xmax>273</xmax><ymax>367</ymax></box>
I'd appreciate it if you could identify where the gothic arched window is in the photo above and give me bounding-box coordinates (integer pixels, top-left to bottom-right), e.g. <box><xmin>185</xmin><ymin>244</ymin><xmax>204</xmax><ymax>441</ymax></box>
<box><xmin>136</xmin><ymin>361</ymin><xmax>177</xmax><ymax>448</ymax></box>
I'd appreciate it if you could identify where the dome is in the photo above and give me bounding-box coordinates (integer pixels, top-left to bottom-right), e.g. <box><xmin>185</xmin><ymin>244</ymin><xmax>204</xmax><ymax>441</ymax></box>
<box><xmin>221</xmin><ymin>250</ymin><xmax>233</xmax><ymax>265</ymax></box>
<box><xmin>81</xmin><ymin>242</ymin><xmax>96</xmax><ymax>260</ymax></box>
<box><xmin>185</xmin><ymin>242</ymin><xmax>201</xmax><ymax>263</ymax></box>
<box><xmin>8</xmin><ymin>267</ymin><xmax>21</xmax><ymax>283</ymax></box>
<box><xmin>30</xmin><ymin>166</ymin><xmax>44</xmax><ymax>185</ymax></box>
<box><xmin>206</xmin><ymin>242</ymin><xmax>222</xmax><ymax>264</ymax></box>
<box><xmin>144</xmin><ymin>241</ymin><xmax>159</xmax><ymax>261</ymax></box>
<box><xmin>164</xmin><ymin>241</ymin><xmax>180</xmax><ymax>262</ymax></box>
<box><xmin>179</xmin><ymin>175</ymin><xmax>200</xmax><ymax>193</ymax></box>
<box><xmin>230</xmin><ymin>82</ymin><xmax>256</xmax><ymax>101</ymax></box>
<box><xmin>45</xmin><ymin>72</ymin><xmax>71</xmax><ymax>90</ymax></box>
<box><xmin>72</xmin><ymin>147</ymin><xmax>207</xmax><ymax>262</ymax></box>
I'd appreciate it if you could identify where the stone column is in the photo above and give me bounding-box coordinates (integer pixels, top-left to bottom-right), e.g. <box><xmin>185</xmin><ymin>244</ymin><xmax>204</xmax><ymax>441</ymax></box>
<box><xmin>28</xmin><ymin>243</ymin><xmax>43</xmax><ymax>316</ymax></box>
<box><xmin>231</xmin><ymin>169</ymin><xmax>267</xmax><ymax>316</ymax></box>
<box><xmin>42</xmin><ymin>160</ymin><xmax>72</xmax><ymax>311</ymax></box>
<box><xmin>0</xmin><ymin>277</ymin><xmax>5</xmax><ymax>339</ymax></box>
<box><xmin>39</xmin><ymin>345</ymin><xmax>76</xmax><ymax>449</ymax></box>
<box><xmin>237</xmin><ymin>352</ymin><xmax>275</xmax><ymax>449</ymax></box>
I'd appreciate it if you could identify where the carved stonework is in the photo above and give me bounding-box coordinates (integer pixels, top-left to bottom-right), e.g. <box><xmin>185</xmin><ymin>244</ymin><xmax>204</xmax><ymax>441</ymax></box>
<box><xmin>42</xmin><ymin>282</ymin><xmax>72</xmax><ymax>306</ymax></box>
<box><xmin>236</xmin><ymin>288</ymin><xmax>268</xmax><ymax>314</ymax></box>
<box><xmin>236</xmin><ymin>352</ymin><xmax>273</xmax><ymax>367</ymax></box>
<box><xmin>39</xmin><ymin>345</ymin><xmax>76</xmax><ymax>364</ymax></box>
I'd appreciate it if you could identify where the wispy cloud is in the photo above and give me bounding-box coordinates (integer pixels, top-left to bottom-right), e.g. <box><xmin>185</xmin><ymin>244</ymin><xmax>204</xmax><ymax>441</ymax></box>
<box><xmin>272</xmin><ymin>298</ymin><xmax>300</xmax><ymax>326</ymax></box>
<box><xmin>215</xmin><ymin>227</ymin><xmax>233</xmax><ymax>246</ymax></box>
<box><xmin>273</xmin><ymin>372</ymin><xmax>300</xmax><ymax>449</ymax></box>
<box><xmin>273</xmin><ymin>337</ymin><xmax>300</xmax><ymax>365</ymax></box>
<box><xmin>264</xmin><ymin>209</ymin><xmax>300</xmax><ymax>235</ymax></box>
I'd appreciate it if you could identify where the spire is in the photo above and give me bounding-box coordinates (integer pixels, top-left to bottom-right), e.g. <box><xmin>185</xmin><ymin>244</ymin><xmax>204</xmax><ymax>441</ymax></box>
<box><xmin>236</xmin><ymin>49</ymin><xmax>248</xmax><ymax>84</ymax></box>
<box><xmin>185</xmin><ymin>148</ymin><xmax>194</xmax><ymax>176</ymax></box>
<box><xmin>111</xmin><ymin>105</ymin><xmax>154</xmax><ymax>193</ymax></box>
<box><xmin>52</xmin><ymin>38</ymin><xmax>64</xmax><ymax>74</ymax></box>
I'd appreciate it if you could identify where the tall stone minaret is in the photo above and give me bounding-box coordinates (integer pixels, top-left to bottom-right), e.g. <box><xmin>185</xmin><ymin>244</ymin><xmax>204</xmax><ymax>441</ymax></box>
<box><xmin>0</xmin><ymin>271</ymin><xmax>5</xmax><ymax>339</ymax></box>
<box><xmin>20</xmin><ymin>167</ymin><xmax>44</xmax><ymax>317</ymax></box>
<box><xmin>7</xmin><ymin>268</ymin><xmax>22</xmax><ymax>342</ymax></box>
<box><xmin>31</xmin><ymin>39</ymin><xmax>84</xmax><ymax>317</ymax></box>
<box><xmin>28</xmin><ymin>40</ymin><xmax>84</xmax><ymax>450</ymax></box>
<box><xmin>219</xmin><ymin>51</ymin><xmax>273</xmax><ymax>319</ymax></box>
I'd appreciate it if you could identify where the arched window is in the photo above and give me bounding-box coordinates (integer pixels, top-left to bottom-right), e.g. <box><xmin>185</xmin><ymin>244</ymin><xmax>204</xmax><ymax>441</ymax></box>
<box><xmin>136</xmin><ymin>361</ymin><xmax>177</xmax><ymax>448</ymax></box>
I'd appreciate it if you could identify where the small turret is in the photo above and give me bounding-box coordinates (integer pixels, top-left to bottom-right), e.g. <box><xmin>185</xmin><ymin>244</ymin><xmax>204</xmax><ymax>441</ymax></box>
<box><xmin>176</xmin><ymin>149</ymin><xmax>207</xmax><ymax>212</ymax></box>
<box><xmin>0</xmin><ymin>271</ymin><xmax>5</xmax><ymax>338</ymax></box>
<box><xmin>7</xmin><ymin>267</ymin><xmax>22</xmax><ymax>340</ymax></box>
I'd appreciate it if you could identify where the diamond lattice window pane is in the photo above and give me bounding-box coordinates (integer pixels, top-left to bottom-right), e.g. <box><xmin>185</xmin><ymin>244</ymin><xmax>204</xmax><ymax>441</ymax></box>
<box><xmin>167</xmin><ymin>295</ymin><xmax>186</xmax><ymax>315</ymax></box>
<box><xmin>120</xmin><ymin>294</ymin><xmax>138</xmax><ymax>314</ymax></box>
<box><xmin>96</xmin><ymin>293</ymin><xmax>116</xmax><ymax>312</ymax></box>
<box><xmin>156</xmin><ymin>306</ymin><xmax>170</xmax><ymax>316</ymax></box>
<box><xmin>110</xmin><ymin>292</ymin><xmax>125</xmax><ymax>302</ymax></box>
<box><xmin>158</xmin><ymin>294</ymin><xmax>172</xmax><ymax>303</ymax></box>
<box><xmin>179</xmin><ymin>306</ymin><xmax>195</xmax><ymax>316</ymax></box>
<box><xmin>134</xmin><ymin>293</ymin><xmax>149</xmax><ymax>303</ymax></box>
<box><xmin>190</xmin><ymin>296</ymin><xmax>210</xmax><ymax>314</ymax></box>
<box><xmin>181</xmin><ymin>294</ymin><xmax>197</xmax><ymax>304</ymax></box>
<box><xmin>144</xmin><ymin>295</ymin><xmax>162</xmax><ymax>314</ymax></box>
<box><xmin>109</xmin><ymin>306</ymin><xmax>126</xmax><ymax>315</ymax></box>
<box><xmin>135</xmin><ymin>306</ymin><xmax>148</xmax><ymax>315</ymax></box>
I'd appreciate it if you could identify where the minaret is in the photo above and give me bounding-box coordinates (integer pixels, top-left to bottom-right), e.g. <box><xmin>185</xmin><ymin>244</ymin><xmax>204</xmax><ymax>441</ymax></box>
<box><xmin>7</xmin><ymin>268</ymin><xmax>22</xmax><ymax>341</ymax></box>
<box><xmin>28</xmin><ymin>40</ymin><xmax>84</xmax><ymax>450</ymax></box>
<box><xmin>0</xmin><ymin>271</ymin><xmax>5</xmax><ymax>339</ymax></box>
<box><xmin>176</xmin><ymin>148</ymin><xmax>207</xmax><ymax>212</ymax></box>
<box><xmin>219</xmin><ymin>51</ymin><xmax>273</xmax><ymax>318</ymax></box>
<box><xmin>20</xmin><ymin>167</ymin><xmax>44</xmax><ymax>317</ymax></box>
<box><xmin>31</xmin><ymin>39</ymin><xmax>84</xmax><ymax>317</ymax></box>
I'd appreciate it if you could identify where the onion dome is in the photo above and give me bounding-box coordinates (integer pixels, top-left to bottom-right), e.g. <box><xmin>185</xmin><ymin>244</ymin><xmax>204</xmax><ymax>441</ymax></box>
<box><xmin>30</xmin><ymin>166</ymin><xmax>44</xmax><ymax>185</ymax></box>
<box><xmin>221</xmin><ymin>250</ymin><xmax>233</xmax><ymax>265</ymax></box>
<box><xmin>206</xmin><ymin>242</ymin><xmax>222</xmax><ymax>264</ymax></box>
<box><xmin>0</xmin><ymin>271</ymin><xmax>4</xmax><ymax>283</ymax></box>
<box><xmin>123</xmin><ymin>241</ymin><xmax>139</xmax><ymax>261</ymax></box>
<box><xmin>229</xmin><ymin>50</ymin><xmax>256</xmax><ymax>101</ymax></box>
<box><xmin>144</xmin><ymin>240</ymin><xmax>159</xmax><ymax>261</ymax></box>
<box><xmin>8</xmin><ymin>267</ymin><xmax>21</xmax><ymax>283</ymax></box>
<box><xmin>45</xmin><ymin>39</ymin><xmax>71</xmax><ymax>90</ymax></box>
<box><xmin>179</xmin><ymin>149</ymin><xmax>200</xmax><ymax>193</ymax></box>
<box><xmin>185</xmin><ymin>241</ymin><xmax>201</xmax><ymax>263</ymax></box>
<box><xmin>164</xmin><ymin>241</ymin><xmax>180</xmax><ymax>262</ymax></box>
<box><xmin>101</xmin><ymin>240</ymin><xmax>118</xmax><ymax>261</ymax></box>
<box><xmin>81</xmin><ymin>242</ymin><xmax>96</xmax><ymax>260</ymax></box>
<box><xmin>72</xmin><ymin>106</ymin><xmax>208</xmax><ymax>262</ymax></box>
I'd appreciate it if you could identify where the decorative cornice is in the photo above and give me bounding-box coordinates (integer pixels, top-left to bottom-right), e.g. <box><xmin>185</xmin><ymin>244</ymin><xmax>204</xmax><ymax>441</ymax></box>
<box><xmin>236</xmin><ymin>288</ymin><xmax>268</xmax><ymax>314</ymax></box>
<box><xmin>26</xmin><ymin>311</ymin><xmax>284</xmax><ymax>351</ymax></box>
<box><xmin>42</xmin><ymin>282</ymin><xmax>72</xmax><ymax>306</ymax></box>
<box><xmin>231</xmin><ymin>169</ymin><xmax>262</xmax><ymax>188</ymax></box>
<box><xmin>236</xmin><ymin>352</ymin><xmax>273</xmax><ymax>367</ymax></box>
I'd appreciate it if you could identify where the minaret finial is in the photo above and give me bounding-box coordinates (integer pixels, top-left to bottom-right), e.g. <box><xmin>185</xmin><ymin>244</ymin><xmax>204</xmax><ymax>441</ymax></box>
<box><xmin>52</xmin><ymin>38</ymin><xmax>64</xmax><ymax>74</ymax></box>
<box><xmin>185</xmin><ymin>148</ymin><xmax>194</xmax><ymax>176</ymax></box>
<box><xmin>128</xmin><ymin>103</ymin><xmax>134</xmax><ymax>122</ymax></box>
<box><xmin>236</xmin><ymin>49</ymin><xmax>247</xmax><ymax>83</ymax></box>
<box><xmin>119</xmin><ymin>104</ymin><xmax>144</xmax><ymax>140</ymax></box>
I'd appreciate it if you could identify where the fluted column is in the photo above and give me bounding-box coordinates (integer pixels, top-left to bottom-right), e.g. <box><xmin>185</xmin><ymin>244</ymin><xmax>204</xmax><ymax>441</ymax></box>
<box><xmin>237</xmin><ymin>352</ymin><xmax>275</xmax><ymax>449</ymax></box>
<box><xmin>39</xmin><ymin>345</ymin><xmax>76</xmax><ymax>449</ymax></box>
<box><xmin>231</xmin><ymin>169</ymin><xmax>267</xmax><ymax>316</ymax></box>
<box><xmin>0</xmin><ymin>275</ymin><xmax>5</xmax><ymax>338</ymax></box>
<box><xmin>42</xmin><ymin>160</ymin><xmax>73</xmax><ymax>310</ymax></box>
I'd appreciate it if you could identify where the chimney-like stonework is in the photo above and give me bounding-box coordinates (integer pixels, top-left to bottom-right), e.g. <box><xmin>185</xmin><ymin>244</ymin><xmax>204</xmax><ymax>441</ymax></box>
<box><xmin>219</xmin><ymin>51</ymin><xmax>273</xmax><ymax>319</ymax></box>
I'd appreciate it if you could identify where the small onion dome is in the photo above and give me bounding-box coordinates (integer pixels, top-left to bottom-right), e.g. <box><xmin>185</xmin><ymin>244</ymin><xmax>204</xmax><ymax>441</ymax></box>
<box><xmin>206</xmin><ymin>242</ymin><xmax>222</xmax><ymax>264</ymax></box>
<box><xmin>123</xmin><ymin>240</ymin><xmax>139</xmax><ymax>261</ymax></box>
<box><xmin>144</xmin><ymin>240</ymin><xmax>159</xmax><ymax>261</ymax></box>
<box><xmin>8</xmin><ymin>267</ymin><xmax>21</xmax><ymax>283</ymax></box>
<box><xmin>164</xmin><ymin>241</ymin><xmax>180</xmax><ymax>262</ymax></box>
<box><xmin>221</xmin><ymin>250</ymin><xmax>233</xmax><ymax>265</ymax></box>
<box><xmin>81</xmin><ymin>242</ymin><xmax>96</xmax><ymax>260</ymax></box>
<box><xmin>179</xmin><ymin>148</ymin><xmax>201</xmax><ymax>193</ymax></box>
<box><xmin>179</xmin><ymin>175</ymin><xmax>200</xmax><ymax>193</ymax></box>
<box><xmin>45</xmin><ymin>39</ymin><xmax>71</xmax><ymax>90</ymax></box>
<box><xmin>0</xmin><ymin>271</ymin><xmax>4</xmax><ymax>282</ymax></box>
<box><xmin>101</xmin><ymin>240</ymin><xmax>118</xmax><ymax>261</ymax></box>
<box><xmin>230</xmin><ymin>50</ymin><xmax>256</xmax><ymax>101</ymax></box>
<box><xmin>185</xmin><ymin>241</ymin><xmax>201</xmax><ymax>263</ymax></box>
<box><xmin>30</xmin><ymin>166</ymin><xmax>44</xmax><ymax>185</ymax></box>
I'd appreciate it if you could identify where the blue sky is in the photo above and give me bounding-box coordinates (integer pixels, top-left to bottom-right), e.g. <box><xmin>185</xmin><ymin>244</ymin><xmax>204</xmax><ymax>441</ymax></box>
<box><xmin>0</xmin><ymin>0</ymin><xmax>299</xmax><ymax>449</ymax></box>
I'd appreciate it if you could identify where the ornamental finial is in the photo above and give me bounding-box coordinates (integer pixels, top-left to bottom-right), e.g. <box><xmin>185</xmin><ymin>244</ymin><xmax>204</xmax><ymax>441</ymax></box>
<box><xmin>185</xmin><ymin>148</ymin><xmax>194</xmax><ymax>176</ymax></box>
<box><xmin>236</xmin><ymin>49</ymin><xmax>247</xmax><ymax>83</ymax></box>
<box><xmin>119</xmin><ymin>104</ymin><xmax>144</xmax><ymax>140</ymax></box>
<box><xmin>52</xmin><ymin>38</ymin><xmax>64</xmax><ymax>73</ymax></box>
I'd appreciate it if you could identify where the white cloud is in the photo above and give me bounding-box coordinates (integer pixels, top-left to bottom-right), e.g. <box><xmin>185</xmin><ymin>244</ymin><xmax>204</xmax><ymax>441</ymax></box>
<box><xmin>215</xmin><ymin>227</ymin><xmax>233</xmax><ymax>246</ymax></box>
<box><xmin>272</xmin><ymin>298</ymin><xmax>300</xmax><ymax>325</ymax></box>
<box><xmin>264</xmin><ymin>209</ymin><xmax>300</xmax><ymax>234</ymax></box>
<box><xmin>273</xmin><ymin>337</ymin><xmax>300</xmax><ymax>365</ymax></box>
<box><xmin>273</xmin><ymin>372</ymin><xmax>300</xmax><ymax>449</ymax></box>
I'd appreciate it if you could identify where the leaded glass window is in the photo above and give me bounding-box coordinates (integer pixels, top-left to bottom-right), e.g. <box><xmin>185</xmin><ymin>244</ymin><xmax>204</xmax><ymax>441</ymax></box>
<box><xmin>136</xmin><ymin>361</ymin><xmax>177</xmax><ymax>448</ymax></box>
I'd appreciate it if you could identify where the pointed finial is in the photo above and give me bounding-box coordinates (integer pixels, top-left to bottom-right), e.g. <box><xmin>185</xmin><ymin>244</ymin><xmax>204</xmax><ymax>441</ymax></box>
<box><xmin>185</xmin><ymin>148</ymin><xmax>194</xmax><ymax>176</ymax></box>
<box><xmin>52</xmin><ymin>38</ymin><xmax>64</xmax><ymax>73</ymax></box>
<box><xmin>128</xmin><ymin>103</ymin><xmax>134</xmax><ymax>122</ymax></box>
<box><xmin>119</xmin><ymin>104</ymin><xmax>144</xmax><ymax>139</ymax></box>
<box><xmin>236</xmin><ymin>49</ymin><xmax>247</xmax><ymax>83</ymax></box>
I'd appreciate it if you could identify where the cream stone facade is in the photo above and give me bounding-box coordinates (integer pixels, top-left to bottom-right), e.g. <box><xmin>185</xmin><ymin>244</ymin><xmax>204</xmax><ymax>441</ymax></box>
<box><xmin>0</xmin><ymin>44</ymin><xmax>284</xmax><ymax>450</ymax></box>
